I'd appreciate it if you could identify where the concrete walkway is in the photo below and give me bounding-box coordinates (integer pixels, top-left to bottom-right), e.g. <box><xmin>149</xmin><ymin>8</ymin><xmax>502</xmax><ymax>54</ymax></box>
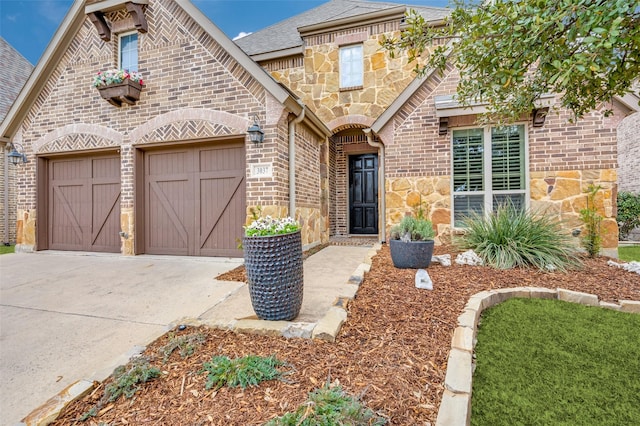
<box><xmin>0</xmin><ymin>244</ymin><xmax>372</xmax><ymax>425</ymax></box>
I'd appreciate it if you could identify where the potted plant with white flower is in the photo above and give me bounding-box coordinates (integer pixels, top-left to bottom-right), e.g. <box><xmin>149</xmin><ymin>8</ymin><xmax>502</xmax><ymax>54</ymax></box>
<box><xmin>243</xmin><ymin>214</ymin><xmax>303</xmax><ymax>321</ymax></box>
<box><xmin>93</xmin><ymin>69</ymin><xmax>144</xmax><ymax>107</ymax></box>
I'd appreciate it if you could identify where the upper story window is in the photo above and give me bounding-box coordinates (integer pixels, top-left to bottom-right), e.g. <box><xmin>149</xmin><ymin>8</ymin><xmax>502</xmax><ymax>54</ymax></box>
<box><xmin>119</xmin><ymin>32</ymin><xmax>138</xmax><ymax>72</ymax></box>
<box><xmin>339</xmin><ymin>44</ymin><xmax>363</xmax><ymax>89</ymax></box>
<box><xmin>452</xmin><ymin>124</ymin><xmax>527</xmax><ymax>227</ymax></box>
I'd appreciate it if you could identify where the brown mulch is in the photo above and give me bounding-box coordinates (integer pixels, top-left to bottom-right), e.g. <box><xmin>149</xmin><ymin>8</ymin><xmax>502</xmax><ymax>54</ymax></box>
<box><xmin>52</xmin><ymin>245</ymin><xmax>639</xmax><ymax>426</ymax></box>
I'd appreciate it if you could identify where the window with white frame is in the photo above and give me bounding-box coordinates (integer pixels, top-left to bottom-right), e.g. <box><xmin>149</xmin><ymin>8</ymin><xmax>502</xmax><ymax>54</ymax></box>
<box><xmin>339</xmin><ymin>44</ymin><xmax>363</xmax><ymax>88</ymax></box>
<box><xmin>119</xmin><ymin>32</ymin><xmax>138</xmax><ymax>72</ymax></box>
<box><xmin>452</xmin><ymin>124</ymin><xmax>527</xmax><ymax>227</ymax></box>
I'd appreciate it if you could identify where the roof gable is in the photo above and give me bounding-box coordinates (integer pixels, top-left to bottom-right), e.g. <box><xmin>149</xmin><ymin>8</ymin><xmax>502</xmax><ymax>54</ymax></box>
<box><xmin>0</xmin><ymin>0</ymin><xmax>329</xmax><ymax>142</ymax></box>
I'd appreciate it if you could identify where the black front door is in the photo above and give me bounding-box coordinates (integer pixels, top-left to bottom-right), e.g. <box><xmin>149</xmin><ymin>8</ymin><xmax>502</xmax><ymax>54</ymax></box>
<box><xmin>349</xmin><ymin>154</ymin><xmax>378</xmax><ymax>234</ymax></box>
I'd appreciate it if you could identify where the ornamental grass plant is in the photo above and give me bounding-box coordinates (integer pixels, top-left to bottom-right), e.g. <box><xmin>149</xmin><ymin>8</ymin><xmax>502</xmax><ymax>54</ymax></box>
<box><xmin>456</xmin><ymin>202</ymin><xmax>581</xmax><ymax>271</ymax></box>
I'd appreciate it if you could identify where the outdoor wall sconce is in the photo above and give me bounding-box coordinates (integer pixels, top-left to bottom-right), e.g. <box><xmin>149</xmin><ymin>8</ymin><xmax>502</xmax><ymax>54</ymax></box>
<box><xmin>7</xmin><ymin>142</ymin><xmax>28</xmax><ymax>166</ymax></box>
<box><xmin>247</xmin><ymin>115</ymin><xmax>264</xmax><ymax>144</ymax></box>
<box><xmin>532</xmin><ymin>107</ymin><xmax>549</xmax><ymax>127</ymax></box>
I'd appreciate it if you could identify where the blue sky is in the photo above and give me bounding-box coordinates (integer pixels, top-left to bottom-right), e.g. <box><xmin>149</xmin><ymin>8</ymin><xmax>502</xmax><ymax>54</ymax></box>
<box><xmin>0</xmin><ymin>0</ymin><xmax>449</xmax><ymax>65</ymax></box>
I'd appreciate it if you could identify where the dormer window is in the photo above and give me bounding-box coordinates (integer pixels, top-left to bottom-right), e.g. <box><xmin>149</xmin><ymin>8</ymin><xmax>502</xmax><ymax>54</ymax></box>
<box><xmin>339</xmin><ymin>44</ymin><xmax>363</xmax><ymax>89</ymax></box>
<box><xmin>119</xmin><ymin>32</ymin><xmax>138</xmax><ymax>72</ymax></box>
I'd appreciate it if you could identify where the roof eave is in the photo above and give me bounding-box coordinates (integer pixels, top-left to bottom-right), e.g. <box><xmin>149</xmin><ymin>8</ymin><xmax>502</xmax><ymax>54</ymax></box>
<box><xmin>298</xmin><ymin>6</ymin><xmax>407</xmax><ymax>36</ymax></box>
<box><xmin>250</xmin><ymin>46</ymin><xmax>305</xmax><ymax>62</ymax></box>
<box><xmin>0</xmin><ymin>0</ymin><xmax>85</xmax><ymax>141</ymax></box>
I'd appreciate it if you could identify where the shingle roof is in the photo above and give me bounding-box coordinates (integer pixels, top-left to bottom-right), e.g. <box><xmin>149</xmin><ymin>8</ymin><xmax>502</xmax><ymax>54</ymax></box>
<box><xmin>0</xmin><ymin>37</ymin><xmax>33</xmax><ymax>123</ymax></box>
<box><xmin>235</xmin><ymin>0</ymin><xmax>450</xmax><ymax>57</ymax></box>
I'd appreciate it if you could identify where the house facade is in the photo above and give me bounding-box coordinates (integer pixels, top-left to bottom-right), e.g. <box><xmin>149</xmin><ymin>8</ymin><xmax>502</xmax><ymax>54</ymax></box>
<box><xmin>1</xmin><ymin>0</ymin><xmax>638</xmax><ymax>257</ymax></box>
<box><xmin>0</xmin><ymin>37</ymin><xmax>34</xmax><ymax>245</ymax></box>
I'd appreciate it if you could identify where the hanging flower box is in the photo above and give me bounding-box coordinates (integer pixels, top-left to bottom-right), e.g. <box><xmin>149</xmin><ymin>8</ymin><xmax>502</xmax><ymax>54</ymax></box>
<box><xmin>93</xmin><ymin>69</ymin><xmax>144</xmax><ymax>107</ymax></box>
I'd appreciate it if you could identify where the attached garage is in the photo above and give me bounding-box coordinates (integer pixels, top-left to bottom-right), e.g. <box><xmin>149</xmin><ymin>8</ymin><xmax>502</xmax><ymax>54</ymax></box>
<box><xmin>37</xmin><ymin>152</ymin><xmax>121</xmax><ymax>253</ymax></box>
<box><xmin>137</xmin><ymin>140</ymin><xmax>246</xmax><ymax>257</ymax></box>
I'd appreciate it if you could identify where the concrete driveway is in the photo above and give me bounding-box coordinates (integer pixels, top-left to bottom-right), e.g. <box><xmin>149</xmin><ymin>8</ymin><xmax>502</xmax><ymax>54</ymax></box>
<box><xmin>0</xmin><ymin>251</ymin><xmax>243</xmax><ymax>424</ymax></box>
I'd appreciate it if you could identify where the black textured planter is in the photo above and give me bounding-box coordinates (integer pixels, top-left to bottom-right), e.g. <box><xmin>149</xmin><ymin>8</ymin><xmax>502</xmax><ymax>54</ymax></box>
<box><xmin>389</xmin><ymin>239</ymin><xmax>435</xmax><ymax>269</ymax></box>
<box><xmin>243</xmin><ymin>230</ymin><xmax>303</xmax><ymax>321</ymax></box>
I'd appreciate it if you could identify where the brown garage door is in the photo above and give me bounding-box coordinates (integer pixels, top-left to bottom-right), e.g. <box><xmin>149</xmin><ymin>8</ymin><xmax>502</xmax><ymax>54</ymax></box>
<box><xmin>143</xmin><ymin>141</ymin><xmax>245</xmax><ymax>257</ymax></box>
<box><xmin>48</xmin><ymin>154</ymin><xmax>121</xmax><ymax>252</ymax></box>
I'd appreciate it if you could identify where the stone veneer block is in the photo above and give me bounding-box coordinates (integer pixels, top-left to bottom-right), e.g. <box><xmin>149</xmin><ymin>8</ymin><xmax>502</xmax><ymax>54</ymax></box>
<box><xmin>558</xmin><ymin>288</ymin><xmax>599</xmax><ymax>306</ymax></box>
<box><xmin>339</xmin><ymin>284</ymin><xmax>359</xmax><ymax>300</ymax></box>
<box><xmin>494</xmin><ymin>287</ymin><xmax>532</xmax><ymax>299</ymax></box>
<box><xmin>312</xmin><ymin>306</ymin><xmax>347</xmax><ymax>342</ymax></box>
<box><xmin>281</xmin><ymin>322</ymin><xmax>316</xmax><ymax>339</ymax></box>
<box><xmin>599</xmin><ymin>301</ymin><xmax>622</xmax><ymax>311</ymax></box>
<box><xmin>620</xmin><ymin>300</ymin><xmax>640</xmax><ymax>313</ymax></box>
<box><xmin>457</xmin><ymin>309</ymin><xmax>479</xmax><ymax>329</ymax></box>
<box><xmin>22</xmin><ymin>379</ymin><xmax>95</xmax><ymax>425</ymax></box>
<box><xmin>435</xmin><ymin>389</ymin><xmax>471</xmax><ymax>426</ymax></box>
<box><xmin>451</xmin><ymin>326</ymin><xmax>475</xmax><ymax>353</ymax></box>
<box><xmin>234</xmin><ymin>319</ymin><xmax>291</xmax><ymax>336</ymax></box>
<box><xmin>444</xmin><ymin>348</ymin><xmax>473</xmax><ymax>394</ymax></box>
<box><xmin>526</xmin><ymin>287</ymin><xmax>558</xmax><ymax>299</ymax></box>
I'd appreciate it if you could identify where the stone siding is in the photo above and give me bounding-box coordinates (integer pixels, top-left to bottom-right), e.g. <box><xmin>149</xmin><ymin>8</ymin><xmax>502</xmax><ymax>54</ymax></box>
<box><xmin>12</xmin><ymin>0</ymin><xmax>325</xmax><ymax>253</ymax></box>
<box><xmin>265</xmin><ymin>21</ymin><xmax>428</xmax><ymax>125</ymax></box>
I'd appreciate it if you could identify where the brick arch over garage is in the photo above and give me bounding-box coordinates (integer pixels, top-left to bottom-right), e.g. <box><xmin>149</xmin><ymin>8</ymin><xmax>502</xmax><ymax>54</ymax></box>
<box><xmin>34</xmin><ymin>123</ymin><xmax>123</xmax><ymax>153</ymax></box>
<box><xmin>129</xmin><ymin>108</ymin><xmax>250</xmax><ymax>144</ymax></box>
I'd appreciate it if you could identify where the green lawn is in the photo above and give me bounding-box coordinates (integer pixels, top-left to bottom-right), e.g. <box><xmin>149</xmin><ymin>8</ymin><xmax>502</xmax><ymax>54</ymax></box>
<box><xmin>0</xmin><ymin>244</ymin><xmax>15</xmax><ymax>255</ymax></box>
<box><xmin>619</xmin><ymin>245</ymin><xmax>640</xmax><ymax>262</ymax></box>
<box><xmin>472</xmin><ymin>298</ymin><xmax>640</xmax><ymax>426</ymax></box>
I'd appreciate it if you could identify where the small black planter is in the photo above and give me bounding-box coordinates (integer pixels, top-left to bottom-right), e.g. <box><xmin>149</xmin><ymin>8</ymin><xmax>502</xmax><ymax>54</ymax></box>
<box><xmin>243</xmin><ymin>230</ymin><xmax>303</xmax><ymax>321</ymax></box>
<box><xmin>389</xmin><ymin>239</ymin><xmax>435</xmax><ymax>269</ymax></box>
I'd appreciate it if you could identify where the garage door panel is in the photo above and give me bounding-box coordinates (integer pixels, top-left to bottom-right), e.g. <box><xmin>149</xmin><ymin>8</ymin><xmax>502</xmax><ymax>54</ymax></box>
<box><xmin>144</xmin><ymin>142</ymin><xmax>245</xmax><ymax>257</ymax></box>
<box><xmin>199</xmin><ymin>174</ymin><xmax>244</xmax><ymax>256</ymax></box>
<box><xmin>50</xmin><ymin>184</ymin><xmax>84</xmax><ymax>249</ymax></box>
<box><xmin>146</xmin><ymin>180</ymin><xmax>190</xmax><ymax>255</ymax></box>
<box><xmin>48</xmin><ymin>155</ymin><xmax>121</xmax><ymax>253</ymax></box>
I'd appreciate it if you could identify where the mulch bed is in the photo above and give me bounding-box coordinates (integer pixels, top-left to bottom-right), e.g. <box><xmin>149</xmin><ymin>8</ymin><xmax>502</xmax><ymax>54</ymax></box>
<box><xmin>52</xmin><ymin>245</ymin><xmax>639</xmax><ymax>425</ymax></box>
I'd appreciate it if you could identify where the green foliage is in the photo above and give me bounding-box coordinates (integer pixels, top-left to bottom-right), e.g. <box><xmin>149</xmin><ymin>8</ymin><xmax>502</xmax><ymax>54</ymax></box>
<box><xmin>79</xmin><ymin>357</ymin><xmax>160</xmax><ymax>421</ymax></box>
<box><xmin>106</xmin><ymin>357</ymin><xmax>161</xmax><ymax>402</ymax></box>
<box><xmin>158</xmin><ymin>331</ymin><xmax>205</xmax><ymax>363</ymax></box>
<box><xmin>0</xmin><ymin>244</ymin><xmax>15</xmax><ymax>255</ymax></box>
<box><xmin>456</xmin><ymin>201</ymin><xmax>580</xmax><ymax>270</ymax></box>
<box><xmin>579</xmin><ymin>184</ymin><xmax>604</xmax><ymax>257</ymax></box>
<box><xmin>619</xmin><ymin>245</ymin><xmax>640</xmax><ymax>262</ymax></box>
<box><xmin>201</xmin><ymin>355</ymin><xmax>285</xmax><ymax>390</ymax></box>
<box><xmin>381</xmin><ymin>1</ymin><xmax>640</xmax><ymax>123</ymax></box>
<box><xmin>472</xmin><ymin>298</ymin><xmax>640</xmax><ymax>425</ymax></box>
<box><xmin>617</xmin><ymin>191</ymin><xmax>640</xmax><ymax>240</ymax></box>
<box><xmin>265</xmin><ymin>384</ymin><xmax>387</xmax><ymax>426</ymax></box>
<box><xmin>390</xmin><ymin>215</ymin><xmax>435</xmax><ymax>241</ymax></box>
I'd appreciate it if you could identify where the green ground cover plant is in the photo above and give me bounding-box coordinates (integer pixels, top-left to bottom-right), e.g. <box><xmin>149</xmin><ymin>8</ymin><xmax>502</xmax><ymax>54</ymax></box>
<box><xmin>201</xmin><ymin>355</ymin><xmax>286</xmax><ymax>390</ymax></box>
<box><xmin>157</xmin><ymin>331</ymin><xmax>205</xmax><ymax>363</ymax></box>
<box><xmin>0</xmin><ymin>244</ymin><xmax>15</xmax><ymax>255</ymax></box>
<box><xmin>266</xmin><ymin>384</ymin><xmax>386</xmax><ymax>426</ymax></box>
<box><xmin>619</xmin><ymin>245</ymin><xmax>640</xmax><ymax>262</ymax></box>
<box><xmin>617</xmin><ymin>191</ymin><xmax>640</xmax><ymax>240</ymax></box>
<box><xmin>456</xmin><ymin>202</ymin><xmax>580</xmax><ymax>271</ymax></box>
<box><xmin>472</xmin><ymin>298</ymin><xmax>640</xmax><ymax>426</ymax></box>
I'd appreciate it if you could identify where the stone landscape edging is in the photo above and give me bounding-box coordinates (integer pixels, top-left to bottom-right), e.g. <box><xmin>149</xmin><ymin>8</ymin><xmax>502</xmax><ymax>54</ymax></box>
<box><xmin>434</xmin><ymin>287</ymin><xmax>640</xmax><ymax>426</ymax></box>
<box><xmin>20</xmin><ymin>243</ymin><xmax>382</xmax><ymax>425</ymax></box>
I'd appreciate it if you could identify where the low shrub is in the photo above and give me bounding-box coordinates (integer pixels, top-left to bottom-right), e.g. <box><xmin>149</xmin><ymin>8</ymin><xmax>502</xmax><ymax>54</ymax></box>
<box><xmin>456</xmin><ymin>202</ymin><xmax>581</xmax><ymax>271</ymax></box>
<box><xmin>201</xmin><ymin>355</ymin><xmax>286</xmax><ymax>390</ymax></box>
<box><xmin>617</xmin><ymin>191</ymin><xmax>640</xmax><ymax>240</ymax></box>
<box><xmin>158</xmin><ymin>331</ymin><xmax>205</xmax><ymax>363</ymax></box>
<box><xmin>579</xmin><ymin>184</ymin><xmax>603</xmax><ymax>257</ymax></box>
<box><xmin>266</xmin><ymin>384</ymin><xmax>386</xmax><ymax>425</ymax></box>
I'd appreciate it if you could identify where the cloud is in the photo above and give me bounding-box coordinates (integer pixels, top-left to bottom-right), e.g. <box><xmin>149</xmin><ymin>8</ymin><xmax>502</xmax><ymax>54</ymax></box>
<box><xmin>6</xmin><ymin>14</ymin><xmax>18</xmax><ymax>22</ymax></box>
<box><xmin>233</xmin><ymin>31</ymin><xmax>252</xmax><ymax>41</ymax></box>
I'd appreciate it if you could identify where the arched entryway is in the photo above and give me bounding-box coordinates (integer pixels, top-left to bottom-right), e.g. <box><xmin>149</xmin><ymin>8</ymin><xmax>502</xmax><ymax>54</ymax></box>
<box><xmin>329</xmin><ymin>127</ymin><xmax>381</xmax><ymax>237</ymax></box>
